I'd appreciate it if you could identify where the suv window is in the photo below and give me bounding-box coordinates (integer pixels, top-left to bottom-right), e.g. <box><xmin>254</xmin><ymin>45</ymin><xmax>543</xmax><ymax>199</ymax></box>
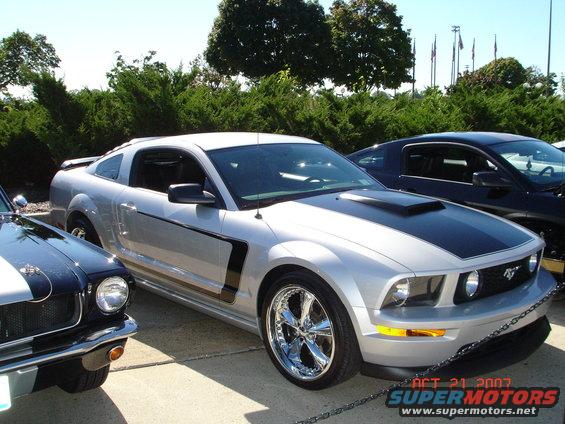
<box><xmin>355</xmin><ymin>147</ymin><xmax>386</xmax><ymax>170</ymax></box>
<box><xmin>404</xmin><ymin>145</ymin><xmax>496</xmax><ymax>183</ymax></box>
<box><xmin>95</xmin><ymin>154</ymin><xmax>123</xmax><ymax>180</ymax></box>
<box><xmin>132</xmin><ymin>149</ymin><xmax>208</xmax><ymax>194</ymax></box>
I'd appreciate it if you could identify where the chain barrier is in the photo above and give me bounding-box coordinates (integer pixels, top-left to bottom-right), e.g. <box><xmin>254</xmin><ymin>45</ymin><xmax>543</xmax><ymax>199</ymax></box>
<box><xmin>295</xmin><ymin>281</ymin><xmax>565</xmax><ymax>424</ymax></box>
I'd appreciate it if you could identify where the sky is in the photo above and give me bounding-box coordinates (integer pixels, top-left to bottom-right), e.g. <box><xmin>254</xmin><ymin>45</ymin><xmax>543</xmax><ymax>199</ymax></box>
<box><xmin>2</xmin><ymin>0</ymin><xmax>563</xmax><ymax>93</ymax></box>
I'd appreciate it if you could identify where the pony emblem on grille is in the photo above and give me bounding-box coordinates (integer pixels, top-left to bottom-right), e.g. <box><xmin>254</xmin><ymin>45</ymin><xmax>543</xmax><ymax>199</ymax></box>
<box><xmin>503</xmin><ymin>265</ymin><xmax>521</xmax><ymax>281</ymax></box>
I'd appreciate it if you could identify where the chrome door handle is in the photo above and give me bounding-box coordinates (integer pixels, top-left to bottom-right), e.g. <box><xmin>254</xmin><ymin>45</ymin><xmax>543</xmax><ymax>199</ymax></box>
<box><xmin>119</xmin><ymin>203</ymin><xmax>137</xmax><ymax>212</ymax></box>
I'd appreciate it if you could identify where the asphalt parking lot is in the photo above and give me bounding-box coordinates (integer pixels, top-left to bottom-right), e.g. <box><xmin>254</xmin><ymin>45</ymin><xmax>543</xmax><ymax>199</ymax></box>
<box><xmin>2</xmin><ymin>289</ymin><xmax>564</xmax><ymax>424</ymax></box>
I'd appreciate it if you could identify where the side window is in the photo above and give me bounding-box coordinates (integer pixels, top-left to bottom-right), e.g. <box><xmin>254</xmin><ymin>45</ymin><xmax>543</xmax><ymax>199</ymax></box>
<box><xmin>356</xmin><ymin>147</ymin><xmax>387</xmax><ymax>170</ymax></box>
<box><xmin>405</xmin><ymin>145</ymin><xmax>496</xmax><ymax>183</ymax></box>
<box><xmin>95</xmin><ymin>154</ymin><xmax>123</xmax><ymax>180</ymax></box>
<box><xmin>132</xmin><ymin>150</ymin><xmax>208</xmax><ymax>194</ymax></box>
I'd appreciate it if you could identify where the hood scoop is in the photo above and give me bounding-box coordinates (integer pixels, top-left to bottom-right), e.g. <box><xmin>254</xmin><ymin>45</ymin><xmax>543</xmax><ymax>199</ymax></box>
<box><xmin>340</xmin><ymin>190</ymin><xmax>445</xmax><ymax>216</ymax></box>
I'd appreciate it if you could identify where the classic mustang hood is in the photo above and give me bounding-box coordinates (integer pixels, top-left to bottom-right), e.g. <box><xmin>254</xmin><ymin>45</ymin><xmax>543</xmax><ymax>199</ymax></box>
<box><xmin>0</xmin><ymin>215</ymin><xmax>122</xmax><ymax>305</ymax></box>
<box><xmin>264</xmin><ymin>189</ymin><xmax>536</xmax><ymax>272</ymax></box>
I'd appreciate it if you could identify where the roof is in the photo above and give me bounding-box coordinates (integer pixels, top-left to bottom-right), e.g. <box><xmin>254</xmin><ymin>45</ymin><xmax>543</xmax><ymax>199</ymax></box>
<box><xmin>108</xmin><ymin>132</ymin><xmax>319</xmax><ymax>155</ymax></box>
<box><xmin>388</xmin><ymin>132</ymin><xmax>539</xmax><ymax>147</ymax></box>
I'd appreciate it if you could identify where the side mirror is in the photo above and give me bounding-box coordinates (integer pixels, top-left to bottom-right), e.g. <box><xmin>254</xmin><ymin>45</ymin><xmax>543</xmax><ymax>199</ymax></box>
<box><xmin>472</xmin><ymin>171</ymin><xmax>513</xmax><ymax>189</ymax></box>
<box><xmin>168</xmin><ymin>183</ymin><xmax>216</xmax><ymax>205</ymax></box>
<box><xmin>12</xmin><ymin>195</ymin><xmax>28</xmax><ymax>209</ymax></box>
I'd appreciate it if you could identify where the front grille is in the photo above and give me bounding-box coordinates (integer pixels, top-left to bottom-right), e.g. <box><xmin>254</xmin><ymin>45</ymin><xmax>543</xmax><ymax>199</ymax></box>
<box><xmin>455</xmin><ymin>256</ymin><xmax>533</xmax><ymax>304</ymax></box>
<box><xmin>0</xmin><ymin>294</ymin><xmax>80</xmax><ymax>345</ymax></box>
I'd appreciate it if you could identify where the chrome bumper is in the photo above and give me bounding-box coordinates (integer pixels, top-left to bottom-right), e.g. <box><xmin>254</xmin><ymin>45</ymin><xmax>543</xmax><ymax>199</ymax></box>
<box><xmin>0</xmin><ymin>316</ymin><xmax>137</xmax><ymax>375</ymax></box>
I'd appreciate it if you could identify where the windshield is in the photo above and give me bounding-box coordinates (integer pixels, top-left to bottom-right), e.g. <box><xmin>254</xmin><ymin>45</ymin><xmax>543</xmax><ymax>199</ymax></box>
<box><xmin>491</xmin><ymin>140</ymin><xmax>565</xmax><ymax>188</ymax></box>
<box><xmin>208</xmin><ymin>143</ymin><xmax>382</xmax><ymax>209</ymax></box>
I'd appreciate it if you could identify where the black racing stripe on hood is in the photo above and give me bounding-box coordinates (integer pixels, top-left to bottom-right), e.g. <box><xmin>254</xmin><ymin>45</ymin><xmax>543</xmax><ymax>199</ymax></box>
<box><xmin>299</xmin><ymin>190</ymin><xmax>533</xmax><ymax>260</ymax></box>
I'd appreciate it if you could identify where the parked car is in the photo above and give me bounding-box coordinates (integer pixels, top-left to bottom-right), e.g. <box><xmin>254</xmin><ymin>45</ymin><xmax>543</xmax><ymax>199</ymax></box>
<box><xmin>51</xmin><ymin>133</ymin><xmax>555</xmax><ymax>389</ymax></box>
<box><xmin>349</xmin><ymin>132</ymin><xmax>565</xmax><ymax>281</ymax></box>
<box><xmin>553</xmin><ymin>141</ymin><xmax>565</xmax><ymax>152</ymax></box>
<box><xmin>0</xmin><ymin>185</ymin><xmax>136</xmax><ymax>411</ymax></box>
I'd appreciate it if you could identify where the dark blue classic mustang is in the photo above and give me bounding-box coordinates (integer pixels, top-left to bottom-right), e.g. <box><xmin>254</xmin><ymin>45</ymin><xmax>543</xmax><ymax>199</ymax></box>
<box><xmin>349</xmin><ymin>132</ymin><xmax>565</xmax><ymax>280</ymax></box>
<box><xmin>0</xmin><ymin>186</ymin><xmax>136</xmax><ymax>410</ymax></box>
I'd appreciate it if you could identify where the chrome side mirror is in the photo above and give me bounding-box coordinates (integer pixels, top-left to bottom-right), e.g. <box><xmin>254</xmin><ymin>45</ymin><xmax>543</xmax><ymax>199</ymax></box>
<box><xmin>13</xmin><ymin>195</ymin><xmax>28</xmax><ymax>209</ymax></box>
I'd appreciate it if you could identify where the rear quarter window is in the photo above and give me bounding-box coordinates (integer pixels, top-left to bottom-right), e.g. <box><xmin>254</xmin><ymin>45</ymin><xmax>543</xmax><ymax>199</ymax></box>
<box><xmin>95</xmin><ymin>154</ymin><xmax>123</xmax><ymax>180</ymax></box>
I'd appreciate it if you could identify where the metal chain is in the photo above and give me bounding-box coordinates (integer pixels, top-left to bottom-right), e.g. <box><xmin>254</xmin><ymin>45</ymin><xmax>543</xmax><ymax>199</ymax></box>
<box><xmin>295</xmin><ymin>282</ymin><xmax>565</xmax><ymax>424</ymax></box>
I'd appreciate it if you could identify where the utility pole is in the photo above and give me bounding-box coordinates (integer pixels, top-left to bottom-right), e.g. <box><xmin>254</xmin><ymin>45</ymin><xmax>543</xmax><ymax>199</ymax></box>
<box><xmin>546</xmin><ymin>0</ymin><xmax>553</xmax><ymax>94</ymax></box>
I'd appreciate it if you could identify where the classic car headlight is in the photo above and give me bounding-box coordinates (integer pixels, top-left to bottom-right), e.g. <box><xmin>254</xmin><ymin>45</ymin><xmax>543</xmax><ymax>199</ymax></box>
<box><xmin>528</xmin><ymin>253</ymin><xmax>540</xmax><ymax>273</ymax></box>
<box><xmin>96</xmin><ymin>276</ymin><xmax>129</xmax><ymax>313</ymax></box>
<box><xmin>382</xmin><ymin>276</ymin><xmax>444</xmax><ymax>308</ymax></box>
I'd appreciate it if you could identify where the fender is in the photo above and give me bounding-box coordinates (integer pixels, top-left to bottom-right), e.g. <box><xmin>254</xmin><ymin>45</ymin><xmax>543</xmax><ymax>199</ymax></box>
<box><xmin>257</xmin><ymin>241</ymin><xmax>377</xmax><ymax>339</ymax></box>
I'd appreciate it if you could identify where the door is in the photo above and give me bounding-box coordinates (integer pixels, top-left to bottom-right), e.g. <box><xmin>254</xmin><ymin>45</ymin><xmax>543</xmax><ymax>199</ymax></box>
<box><xmin>116</xmin><ymin>148</ymin><xmax>228</xmax><ymax>301</ymax></box>
<box><xmin>398</xmin><ymin>143</ymin><xmax>527</xmax><ymax>217</ymax></box>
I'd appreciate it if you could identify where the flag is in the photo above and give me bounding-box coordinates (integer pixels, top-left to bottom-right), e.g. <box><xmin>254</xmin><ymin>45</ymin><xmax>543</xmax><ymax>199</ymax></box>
<box><xmin>472</xmin><ymin>38</ymin><xmax>475</xmax><ymax>60</ymax></box>
<box><xmin>494</xmin><ymin>35</ymin><xmax>498</xmax><ymax>57</ymax></box>
<box><xmin>458</xmin><ymin>33</ymin><xmax>464</xmax><ymax>50</ymax></box>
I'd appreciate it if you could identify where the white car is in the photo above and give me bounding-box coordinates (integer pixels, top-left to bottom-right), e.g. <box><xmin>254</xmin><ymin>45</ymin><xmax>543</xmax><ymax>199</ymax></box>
<box><xmin>50</xmin><ymin>133</ymin><xmax>555</xmax><ymax>389</ymax></box>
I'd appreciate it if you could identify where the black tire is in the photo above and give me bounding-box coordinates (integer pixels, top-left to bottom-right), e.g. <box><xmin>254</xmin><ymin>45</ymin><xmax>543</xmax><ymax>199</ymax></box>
<box><xmin>260</xmin><ymin>270</ymin><xmax>362</xmax><ymax>390</ymax></box>
<box><xmin>59</xmin><ymin>365</ymin><xmax>110</xmax><ymax>393</ymax></box>
<box><xmin>67</xmin><ymin>215</ymin><xmax>102</xmax><ymax>247</ymax></box>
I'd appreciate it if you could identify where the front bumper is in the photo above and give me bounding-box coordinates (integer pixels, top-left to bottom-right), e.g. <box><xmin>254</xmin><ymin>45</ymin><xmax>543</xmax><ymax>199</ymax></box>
<box><xmin>356</xmin><ymin>269</ymin><xmax>555</xmax><ymax>375</ymax></box>
<box><xmin>0</xmin><ymin>315</ymin><xmax>137</xmax><ymax>398</ymax></box>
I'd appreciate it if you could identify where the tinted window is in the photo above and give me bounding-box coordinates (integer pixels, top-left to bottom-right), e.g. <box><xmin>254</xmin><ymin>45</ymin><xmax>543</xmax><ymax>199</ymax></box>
<box><xmin>133</xmin><ymin>150</ymin><xmax>207</xmax><ymax>194</ymax></box>
<box><xmin>492</xmin><ymin>140</ymin><xmax>565</xmax><ymax>188</ymax></box>
<box><xmin>208</xmin><ymin>143</ymin><xmax>381</xmax><ymax>209</ymax></box>
<box><xmin>355</xmin><ymin>147</ymin><xmax>386</xmax><ymax>170</ymax></box>
<box><xmin>405</xmin><ymin>145</ymin><xmax>496</xmax><ymax>183</ymax></box>
<box><xmin>95</xmin><ymin>154</ymin><xmax>123</xmax><ymax>180</ymax></box>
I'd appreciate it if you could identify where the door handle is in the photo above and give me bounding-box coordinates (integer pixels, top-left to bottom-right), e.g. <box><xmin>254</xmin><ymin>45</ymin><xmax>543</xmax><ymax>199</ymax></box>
<box><xmin>119</xmin><ymin>203</ymin><xmax>137</xmax><ymax>212</ymax></box>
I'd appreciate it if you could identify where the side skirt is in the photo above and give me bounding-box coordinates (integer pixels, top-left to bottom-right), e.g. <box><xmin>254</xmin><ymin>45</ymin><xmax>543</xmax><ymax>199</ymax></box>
<box><xmin>135</xmin><ymin>277</ymin><xmax>259</xmax><ymax>336</ymax></box>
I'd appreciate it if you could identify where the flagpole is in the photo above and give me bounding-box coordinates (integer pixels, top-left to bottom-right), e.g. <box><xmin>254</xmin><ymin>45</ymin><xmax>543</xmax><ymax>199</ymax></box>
<box><xmin>455</xmin><ymin>30</ymin><xmax>461</xmax><ymax>83</ymax></box>
<box><xmin>433</xmin><ymin>34</ymin><xmax>437</xmax><ymax>87</ymax></box>
<box><xmin>451</xmin><ymin>26</ymin><xmax>459</xmax><ymax>84</ymax></box>
<box><xmin>412</xmin><ymin>38</ymin><xmax>416</xmax><ymax>98</ymax></box>
<box><xmin>472</xmin><ymin>38</ymin><xmax>475</xmax><ymax>72</ymax></box>
<box><xmin>546</xmin><ymin>0</ymin><xmax>552</xmax><ymax>93</ymax></box>
<box><xmin>430</xmin><ymin>42</ymin><xmax>433</xmax><ymax>87</ymax></box>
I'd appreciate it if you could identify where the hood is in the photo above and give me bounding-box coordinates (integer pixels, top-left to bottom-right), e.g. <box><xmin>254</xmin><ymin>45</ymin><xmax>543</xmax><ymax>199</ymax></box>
<box><xmin>0</xmin><ymin>215</ymin><xmax>123</xmax><ymax>305</ymax></box>
<box><xmin>263</xmin><ymin>189</ymin><xmax>536</xmax><ymax>272</ymax></box>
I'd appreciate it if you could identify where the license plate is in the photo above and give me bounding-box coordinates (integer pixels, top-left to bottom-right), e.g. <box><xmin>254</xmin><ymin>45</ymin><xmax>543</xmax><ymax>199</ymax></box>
<box><xmin>0</xmin><ymin>375</ymin><xmax>11</xmax><ymax>411</ymax></box>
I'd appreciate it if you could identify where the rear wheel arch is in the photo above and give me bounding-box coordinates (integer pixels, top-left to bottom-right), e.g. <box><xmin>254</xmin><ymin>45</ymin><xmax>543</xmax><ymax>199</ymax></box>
<box><xmin>66</xmin><ymin>211</ymin><xmax>102</xmax><ymax>247</ymax></box>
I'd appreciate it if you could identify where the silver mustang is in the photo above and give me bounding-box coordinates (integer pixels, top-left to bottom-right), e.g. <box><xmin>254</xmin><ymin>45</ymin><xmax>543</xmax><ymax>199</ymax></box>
<box><xmin>50</xmin><ymin>133</ymin><xmax>555</xmax><ymax>389</ymax></box>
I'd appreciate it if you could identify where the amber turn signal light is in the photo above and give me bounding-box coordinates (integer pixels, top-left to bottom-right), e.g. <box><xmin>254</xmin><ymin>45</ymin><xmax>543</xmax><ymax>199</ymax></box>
<box><xmin>376</xmin><ymin>325</ymin><xmax>446</xmax><ymax>337</ymax></box>
<box><xmin>108</xmin><ymin>346</ymin><xmax>125</xmax><ymax>361</ymax></box>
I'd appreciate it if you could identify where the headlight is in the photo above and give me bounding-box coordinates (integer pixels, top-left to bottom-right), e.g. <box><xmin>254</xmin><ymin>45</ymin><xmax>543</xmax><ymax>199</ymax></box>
<box><xmin>528</xmin><ymin>253</ymin><xmax>540</xmax><ymax>273</ymax></box>
<box><xmin>464</xmin><ymin>270</ymin><xmax>480</xmax><ymax>298</ymax></box>
<box><xmin>382</xmin><ymin>276</ymin><xmax>444</xmax><ymax>308</ymax></box>
<box><xmin>96</xmin><ymin>276</ymin><xmax>129</xmax><ymax>313</ymax></box>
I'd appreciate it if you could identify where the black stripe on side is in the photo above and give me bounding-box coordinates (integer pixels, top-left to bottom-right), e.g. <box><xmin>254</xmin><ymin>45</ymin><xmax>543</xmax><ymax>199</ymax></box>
<box><xmin>136</xmin><ymin>211</ymin><xmax>248</xmax><ymax>303</ymax></box>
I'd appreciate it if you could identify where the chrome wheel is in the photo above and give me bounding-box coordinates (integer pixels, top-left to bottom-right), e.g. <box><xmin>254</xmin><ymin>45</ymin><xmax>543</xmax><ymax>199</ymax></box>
<box><xmin>71</xmin><ymin>227</ymin><xmax>86</xmax><ymax>239</ymax></box>
<box><xmin>266</xmin><ymin>285</ymin><xmax>335</xmax><ymax>381</ymax></box>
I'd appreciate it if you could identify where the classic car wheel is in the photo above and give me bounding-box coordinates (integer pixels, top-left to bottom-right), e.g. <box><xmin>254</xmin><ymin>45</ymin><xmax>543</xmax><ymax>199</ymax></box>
<box><xmin>261</xmin><ymin>270</ymin><xmax>361</xmax><ymax>389</ymax></box>
<box><xmin>59</xmin><ymin>365</ymin><xmax>109</xmax><ymax>393</ymax></box>
<box><xmin>68</xmin><ymin>216</ymin><xmax>102</xmax><ymax>247</ymax></box>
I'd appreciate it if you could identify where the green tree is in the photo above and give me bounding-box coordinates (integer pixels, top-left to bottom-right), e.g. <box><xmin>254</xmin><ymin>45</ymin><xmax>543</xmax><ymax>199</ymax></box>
<box><xmin>205</xmin><ymin>0</ymin><xmax>331</xmax><ymax>85</ymax></box>
<box><xmin>0</xmin><ymin>30</ymin><xmax>60</xmax><ymax>92</ymax></box>
<box><xmin>328</xmin><ymin>0</ymin><xmax>412</xmax><ymax>91</ymax></box>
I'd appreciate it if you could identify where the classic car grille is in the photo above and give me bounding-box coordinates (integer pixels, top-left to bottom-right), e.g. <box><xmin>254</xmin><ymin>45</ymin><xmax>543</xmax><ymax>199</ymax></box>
<box><xmin>0</xmin><ymin>294</ymin><xmax>81</xmax><ymax>345</ymax></box>
<box><xmin>454</xmin><ymin>256</ymin><xmax>533</xmax><ymax>304</ymax></box>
